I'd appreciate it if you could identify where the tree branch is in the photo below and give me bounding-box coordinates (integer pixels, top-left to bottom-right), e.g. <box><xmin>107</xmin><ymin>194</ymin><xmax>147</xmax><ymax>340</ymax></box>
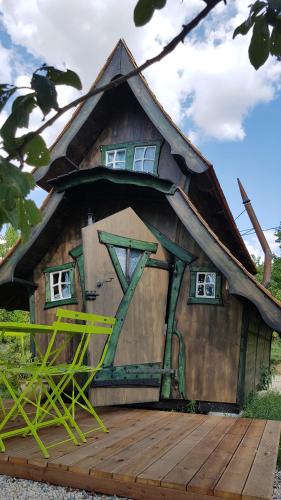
<box><xmin>8</xmin><ymin>0</ymin><xmax>223</xmax><ymax>161</ymax></box>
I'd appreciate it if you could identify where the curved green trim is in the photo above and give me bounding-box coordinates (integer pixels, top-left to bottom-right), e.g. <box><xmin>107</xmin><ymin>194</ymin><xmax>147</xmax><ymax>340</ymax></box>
<box><xmin>43</xmin><ymin>262</ymin><xmax>75</xmax><ymax>274</ymax></box>
<box><xmin>145</xmin><ymin>221</ymin><xmax>196</xmax><ymax>264</ymax></box>
<box><xmin>44</xmin><ymin>297</ymin><xmax>78</xmax><ymax>310</ymax></box>
<box><xmin>161</xmin><ymin>258</ymin><xmax>186</xmax><ymax>399</ymax></box>
<box><xmin>52</xmin><ymin>167</ymin><xmax>177</xmax><ymax>195</ymax></box>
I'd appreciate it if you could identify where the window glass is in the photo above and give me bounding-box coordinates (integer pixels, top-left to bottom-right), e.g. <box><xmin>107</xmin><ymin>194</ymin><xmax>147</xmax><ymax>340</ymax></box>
<box><xmin>105</xmin><ymin>149</ymin><xmax>126</xmax><ymax>169</ymax></box>
<box><xmin>195</xmin><ymin>272</ymin><xmax>216</xmax><ymax>298</ymax></box>
<box><xmin>115</xmin><ymin>247</ymin><xmax>142</xmax><ymax>281</ymax></box>
<box><xmin>133</xmin><ymin>146</ymin><xmax>156</xmax><ymax>173</ymax></box>
<box><xmin>50</xmin><ymin>270</ymin><xmax>71</xmax><ymax>301</ymax></box>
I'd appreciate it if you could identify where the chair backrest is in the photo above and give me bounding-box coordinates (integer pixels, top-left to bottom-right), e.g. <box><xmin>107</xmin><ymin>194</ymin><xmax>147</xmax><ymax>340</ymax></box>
<box><xmin>52</xmin><ymin>309</ymin><xmax>116</xmax><ymax>370</ymax></box>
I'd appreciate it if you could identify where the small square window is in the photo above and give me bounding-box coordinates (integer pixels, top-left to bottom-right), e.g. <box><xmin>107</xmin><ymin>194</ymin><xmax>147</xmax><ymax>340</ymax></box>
<box><xmin>188</xmin><ymin>267</ymin><xmax>222</xmax><ymax>305</ymax></box>
<box><xmin>133</xmin><ymin>146</ymin><xmax>156</xmax><ymax>174</ymax></box>
<box><xmin>105</xmin><ymin>149</ymin><xmax>126</xmax><ymax>169</ymax></box>
<box><xmin>44</xmin><ymin>263</ymin><xmax>77</xmax><ymax>309</ymax></box>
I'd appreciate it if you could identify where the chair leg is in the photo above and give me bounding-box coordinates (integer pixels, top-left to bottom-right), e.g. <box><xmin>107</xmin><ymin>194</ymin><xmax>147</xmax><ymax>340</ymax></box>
<box><xmin>72</xmin><ymin>375</ymin><xmax>108</xmax><ymax>433</ymax></box>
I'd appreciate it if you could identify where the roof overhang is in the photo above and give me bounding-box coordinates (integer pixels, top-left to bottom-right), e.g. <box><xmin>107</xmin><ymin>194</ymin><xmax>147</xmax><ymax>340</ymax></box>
<box><xmin>168</xmin><ymin>188</ymin><xmax>281</xmax><ymax>332</ymax></box>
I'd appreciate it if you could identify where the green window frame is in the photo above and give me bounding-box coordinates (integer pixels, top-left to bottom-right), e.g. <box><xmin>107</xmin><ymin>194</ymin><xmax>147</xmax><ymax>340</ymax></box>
<box><xmin>188</xmin><ymin>266</ymin><xmax>222</xmax><ymax>305</ymax></box>
<box><xmin>44</xmin><ymin>262</ymin><xmax>77</xmax><ymax>310</ymax></box>
<box><xmin>100</xmin><ymin>141</ymin><xmax>162</xmax><ymax>175</ymax></box>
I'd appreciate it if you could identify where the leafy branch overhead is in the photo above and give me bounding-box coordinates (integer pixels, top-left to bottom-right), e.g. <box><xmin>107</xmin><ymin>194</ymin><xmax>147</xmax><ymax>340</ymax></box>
<box><xmin>233</xmin><ymin>0</ymin><xmax>281</xmax><ymax>69</ymax></box>
<box><xmin>0</xmin><ymin>0</ymin><xmax>280</xmax><ymax>242</ymax></box>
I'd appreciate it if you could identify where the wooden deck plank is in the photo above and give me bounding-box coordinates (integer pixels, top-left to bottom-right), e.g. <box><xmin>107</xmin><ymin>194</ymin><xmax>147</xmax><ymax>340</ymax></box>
<box><xmin>188</xmin><ymin>418</ymin><xmax>252</xmax><ymax>496</ymax></box>
<box><xmin>90</xmin><ymin>412</ymin><xmax>180</xmax><ymax>478</ymax></box>
<box><xmin>0</xmin><ymin>409</ymin><xmax>279</xmax><ymax>500</ymax></box>
<box><xmin>137</xmin><ymin>416</ymin><xmax>223</xmax><ymax>487</ymax></box>
<box><xmin>113</xmin><ymin>414</ymin><xmax>207</xmax><ymax>483</ymax></box>
<box><xmin>28</xmin><ymin>408</ymin><xmax>150</xmax><ymax>468</ymax></box>
<box><xmin>214</xmin><ymin>419</ymin><xmax>266</xmax><ymax>499</ymax></box>
<box><xmin>161</xmin><ymin>417</ymin><xmax>236</xmax><ymax>491</ymax></box>
<box><xmin>59</xmin><ymin>410</ymin><xmax>169</xmax><ymax>473</ymax></box>
<box><xmin>242</xmin><ymin>420</ymin><xmax>281</xmax><ymax>500</ymax></box>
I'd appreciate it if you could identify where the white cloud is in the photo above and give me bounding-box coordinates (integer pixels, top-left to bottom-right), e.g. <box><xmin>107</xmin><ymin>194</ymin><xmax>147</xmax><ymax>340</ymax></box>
<box><xmin>0</xmin><ymin>0</ymin><xmax>280</xmax><ymax>143</ymax></box>
<box><xmin>244</xmin><ymin>230</ymin><xmax>280</xmax><ymax>260</ymax></box>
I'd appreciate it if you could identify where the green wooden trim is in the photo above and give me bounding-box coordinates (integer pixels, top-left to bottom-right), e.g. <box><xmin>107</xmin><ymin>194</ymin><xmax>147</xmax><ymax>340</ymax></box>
<box><xmin>45</xmin><ymin>272</ymin><xmax>51</xmax><ymax>303</ymax></box>
<box><xmin>53</xmin><ymin>167</ymin><xmax>177</xmax><ymax>195</ymax></box>
<box><xmin>43</xmin><ymin>262</ymin><xmax>75</xmax><ymax>273</ymax></box>
<box><xmin>100</xmin><ymin>140</ymin><xmax>162</xmax><ymax>174</ymax></box>
<box><xmin>172</xmin><ymin>330</ymin><xmax>187</xmax><ymax>399</ymax></box>
<box><xmin>146</xmin><ymin>258</ymin><xmax>170</xmax><ymax>270</ymax></box>
<box><xmin>69</xmin><ymin>244</ymin><xmax>85</xmax><ymax>304</ymax></box>
<box><xmin>69</xmin><ymin>244</ymin><xmax>83</xmax><ymax>259</ymax></box>
<box><xmin>107</xmin><ymin>244</ymin><xmax>128</xmax><ymax>293</ymax></box>
<box><xmin>145</xmin><ymin>222</ymin><xmax>196</xmax><ymax>263</ymax></box>
<box><xmin>44</xmin><ymin>297</ymin><xmax>78</xmax><ymax>310</ymax></box>
<box><xmin>161</xmin><ymin>258</ymin><xmax>186</xmax><ymax>399</ymax></box>
<box><xmin>103</xmin><ymin>251</ymin><xmax>150</xmax><ymax>367</ymax></box>
<box><xmin>98</xmin><ymin>230</ymin><xmax>158</xmax><ymax>253</ymax></box>
<box><xmin>94</xmin><ymin>362</ymin><xmax>162</xmax><ymax>383</ymax></box>
<box><xmin>188</xmin><ymin>266</ymin><xmax>222</xmax><ymax>305</ymax></box>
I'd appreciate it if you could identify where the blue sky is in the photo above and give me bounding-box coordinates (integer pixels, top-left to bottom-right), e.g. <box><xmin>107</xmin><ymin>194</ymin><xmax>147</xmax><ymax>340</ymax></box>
<box><xmin>0</xmin><ymin>0</ymin><xmax>280</xmax><ymax>257</ymax></box>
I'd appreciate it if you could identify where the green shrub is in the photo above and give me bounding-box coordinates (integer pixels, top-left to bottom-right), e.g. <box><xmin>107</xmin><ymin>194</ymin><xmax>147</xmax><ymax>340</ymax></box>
<box><xmin>243</xmin><ymin>391</ymin><xmax>281</xmax><ymax>468</ymax></box>
<box><xmin>271</xmin><ymin>333</ymin><xmax>281</xmax><ymax>366</ymax></box>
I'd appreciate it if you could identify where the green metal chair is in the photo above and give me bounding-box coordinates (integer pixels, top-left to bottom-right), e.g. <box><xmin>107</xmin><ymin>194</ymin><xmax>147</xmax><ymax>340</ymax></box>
<box><xmin>0</xmin><ymin>309</ymin><xmax>115</xmax><ymax>458</ymax></box>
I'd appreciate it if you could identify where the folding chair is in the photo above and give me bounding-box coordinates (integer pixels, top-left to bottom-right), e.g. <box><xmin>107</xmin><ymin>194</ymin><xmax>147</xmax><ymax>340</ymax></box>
<box><xmin>0</xmin><ymin>310</ymin><xmax>115</xmax><ymax>457</ymax></box>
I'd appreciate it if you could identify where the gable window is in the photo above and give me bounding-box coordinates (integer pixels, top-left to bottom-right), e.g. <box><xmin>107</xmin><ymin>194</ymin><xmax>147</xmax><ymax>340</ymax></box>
<box><xmin>188</xmin><ymin>266</ymin><xmax>222</xmax><ymax>305</ymax></box>
<box><xmin>115</xmin><ymin>246</ymin><xmax>142</xmax><ymax>281</ymax></box>
<box><xmin>105</xmin><ymin>149</ymin><xmax>126</xmax><ymax>169</ymax></box>
<box><xmin>101</xmin><ymin>141</ymin><xmax>161</xmax><ymax>175</ymax></box>
<box><xmin>44</xmin><ymin>263</ymin><xmax>77</xmax><ymax>309</ymax></box>
<box><xmin>133</xmin><ymin>146</ymin><xmax>156</xmax><ymax>174</ymax></box>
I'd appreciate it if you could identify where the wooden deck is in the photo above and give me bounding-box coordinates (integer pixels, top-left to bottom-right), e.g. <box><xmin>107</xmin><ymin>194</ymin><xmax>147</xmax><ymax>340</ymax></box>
<box><xmin>0</xmin><ymin>408</ymin><xmax>280</xmax><ymax>500</ymax></box>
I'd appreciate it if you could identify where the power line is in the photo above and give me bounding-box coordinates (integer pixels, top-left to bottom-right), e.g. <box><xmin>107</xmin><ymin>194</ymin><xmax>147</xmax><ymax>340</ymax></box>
<box><xmin>234</xmin><ymin>209</ymin><xmax>246</xmax><ymax>221</ymax></box>
<box><xmin>240</xmin><ymin>225</ymin><xmax>281</xmax><ymax>236</ymax></box>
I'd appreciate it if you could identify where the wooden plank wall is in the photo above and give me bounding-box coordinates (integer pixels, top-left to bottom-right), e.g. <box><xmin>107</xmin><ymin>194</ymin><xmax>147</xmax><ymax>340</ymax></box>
<box><xmin>79</xmin><ymin>88</ymin><xmax>187</xmax><ymax>188</ymax></box>
<box><xmin>244</xmin><ymin>306</ymin><xmax>272</xmax><ymax>399</ymax></box>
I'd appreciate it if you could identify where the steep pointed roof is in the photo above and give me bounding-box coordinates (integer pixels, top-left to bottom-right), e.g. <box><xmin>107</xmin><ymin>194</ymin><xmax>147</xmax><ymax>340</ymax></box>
<box><xmin>34</xmin><ymin>39</ymin><xmax>210</xmax><ymax>189</ymax></box>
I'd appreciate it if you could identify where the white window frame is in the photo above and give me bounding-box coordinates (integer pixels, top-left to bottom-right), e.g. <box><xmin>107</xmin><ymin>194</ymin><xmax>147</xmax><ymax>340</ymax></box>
<box><xmin>133</xmin><ymin>145</ymin><xmax>156</xmax><ymax>173</ymax></box>
<box><xmin>195</xmin><ymin>272</ymin><xmax>216</xmax><ymax>299</ymax></box>
<box><xmin>50</xmin><ymin>270</ymin><xmax>71</xmax><ymax>302</ymax></box>
<box><xmin>105</xmin><ymin>148</ymin><xmax>126</xmax><ymax>169</ymax></box>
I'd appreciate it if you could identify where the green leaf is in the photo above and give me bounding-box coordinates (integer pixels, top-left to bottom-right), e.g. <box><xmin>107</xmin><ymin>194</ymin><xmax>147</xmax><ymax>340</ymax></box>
<box><xmin>43</xmin><ymin>66</ymin><xmax>82</xmax><ymax>90</ymax></box>
<box><xmin>0</xmin><ymin>85</ymin><xmax>17</xmax><ymax>113</ymax></box>
<box><xmin>270</xmin><ymin>25</ymin><xmax>281</xmax><ymax>54</ymax></box>
<box><xmin>134</xmin><ymin>0</ymin><xmax>166</xmax><ymax>27</ymax></box>
<box><xmin>1</xmin><ymin>93</ymin><xmax>36</xmax><ymax>147</ymax></box>
<box><xmin>17</xmin><ymin>198</ymin><xmax>41</xmax><ymax>242</ymax></box>
<box><xmin>269</xmin><ymin>0</ymin><xmax>281</xmax><ymax>12</ymax></box>
<box><xmin>31</xmin><ymin>74</ymin><xmax>58</xmax><ymax>116</ymax></box>
<box><xmin>250</xmin><ymin>1</ymin><xmax>267</xmax><ymax>15</ymax></box>
<box><xmin>23</xmin><ymin>134</ymin><xmax>50</xmax><ymax>167</ymax></box>
<box><xmin>233</xmin><ymin>20</ymin><xmax>254</xmax><ymax>38</ymax></box>
<box><xmin>249</xmin><ymin>16</ymin><xmax>270</xmax><ymax>69</ymax></box>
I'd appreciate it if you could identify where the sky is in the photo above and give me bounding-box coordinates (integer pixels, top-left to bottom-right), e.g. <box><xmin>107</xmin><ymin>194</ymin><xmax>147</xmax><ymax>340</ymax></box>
<box><xmin>0</xmin><ymin>0</ymin><xmax>280</xmax><ymax>258</ymax></box>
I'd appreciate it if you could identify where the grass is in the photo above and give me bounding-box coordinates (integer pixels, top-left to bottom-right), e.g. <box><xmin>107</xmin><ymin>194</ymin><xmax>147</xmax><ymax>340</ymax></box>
<box><xmin>243</xmin><ymin>391</ymin><xmax>281</xmax><ymax>468</ymax></box>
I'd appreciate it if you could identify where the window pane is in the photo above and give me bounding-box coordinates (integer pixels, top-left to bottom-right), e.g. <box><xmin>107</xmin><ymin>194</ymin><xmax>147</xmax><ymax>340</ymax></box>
<box><xmin>115</xmin><ymin>247</ymin><xmax>127</xmax><ymax>275</ymax></box>
<box><xmin>61</xmin><ymin>271</ymin><xmax>70</xmax><ymax>283</ymax></box>
<box><xmin>53</xmin><ymin>285</ymin><xmax>60</xmax><ymax>300</ymax></box>
<box><xmin>134</xmin><ymin>147</ymin><xmax>144</xmax><ymax>160</ymax></box>
<box><xmin>128</xmin><ymin>249</ymin><xmax>141</xmax><ymax>279</ymax></box>
<box><xmin>206</xmin><ymin>273</ymin><xmax>215</xmax><ymax>284</ymax></box>
<box><xmin>62</xmin><ymin>283</ymin><xmax>71</xmax><ymax>299</ymax></box>
<box><xmin>116</xmin><ymin>150</ymin><xmax>126</xmax><ymax>161</ymax></box>
<box><xmin>134</xmin><ymin>160</ymin><xmax>142</xmax><ymax>172</ymax></box>
<box><xmin>197</xmin><ymin>284</ymin><xmax>204</xmax><ymax>296</ymax></box>
<box><xmin>52</xmin><ymin>273</ymin><xmax>59</xmax><ymax>284</ymax></box>
<box><xmin>144</xmin><ymin>146</ymin><xmax>156</xmax><ymax>160</ymax></box>
<box><xmin>106</xmin><ymin>152</ymin><xmax>114</xmax><ymax>164</ymax></box>
<box><xmin>205</xmin><ymin>284</ymin><xmax>215</xmax><ymax>297</ymax></box>
<box><xmin>115</xmin><ymin>161</ymin><xmax>125</xmax><ymax>169</ymax></box>
<box><xmin>143</xmin><ymin>160</ymin><xmax>154</xmax><ymax>173</ymax></box>
<box><xmin>197</xmin><ymin>273</ymin><xmax>205</xmax><ymax>283</ymax></box>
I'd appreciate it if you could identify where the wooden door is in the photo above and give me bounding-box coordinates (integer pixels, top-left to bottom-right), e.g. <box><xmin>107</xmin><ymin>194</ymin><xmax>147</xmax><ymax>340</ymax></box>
<box><xmin>82</xmin><ymin>207</ymin><xmax>170</xmax><ymax>405</ymax></box>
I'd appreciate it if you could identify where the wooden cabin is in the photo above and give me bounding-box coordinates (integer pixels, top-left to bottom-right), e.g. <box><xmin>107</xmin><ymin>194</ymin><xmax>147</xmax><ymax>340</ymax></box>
<box><xmin>0</xmin><ymin>40</ymin><xmax>280</xmax><ymax>412</ymax></box>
